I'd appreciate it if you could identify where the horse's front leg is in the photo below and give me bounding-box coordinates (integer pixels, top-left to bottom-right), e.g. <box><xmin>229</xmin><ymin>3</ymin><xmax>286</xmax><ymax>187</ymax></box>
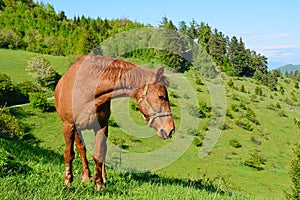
<box><xmin>93</xmin><ymin>125</ymin><xmax>108</xmax><ymax>190</ymax></box>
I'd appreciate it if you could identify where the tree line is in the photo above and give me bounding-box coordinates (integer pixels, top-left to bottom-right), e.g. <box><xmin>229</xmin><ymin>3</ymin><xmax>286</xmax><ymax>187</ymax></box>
<box><xmin>0</xmin><ymin>0</ymin><xmax>270</xmax><ymax>78</ymax></box>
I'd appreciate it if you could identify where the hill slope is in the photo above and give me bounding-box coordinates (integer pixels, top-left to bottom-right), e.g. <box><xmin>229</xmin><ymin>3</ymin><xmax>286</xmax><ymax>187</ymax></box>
<box><xmin>277</xmin><ymin>64</ymin><xmax>300</xmax><ymax>74</ymax></box>
<box><xmin>1</xmin><ymin>49</ymin><xmax>300</xmax><ymax>199</ymax></box>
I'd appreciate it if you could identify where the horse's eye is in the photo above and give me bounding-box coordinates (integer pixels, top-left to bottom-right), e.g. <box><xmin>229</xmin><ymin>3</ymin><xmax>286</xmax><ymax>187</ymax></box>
<box><xmin>158</xmin><ymin>96</ymin><xmax>166</xmax><ymax>101</ymax></box>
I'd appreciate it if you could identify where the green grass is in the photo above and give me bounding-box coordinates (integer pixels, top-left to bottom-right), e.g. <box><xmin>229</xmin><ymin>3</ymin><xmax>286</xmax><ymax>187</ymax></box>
<box><xmin>1</xmin><ymin>49</ymin><xmax>300</xmax><ymax>199</ymax></box>
<box><xmin>0</xmin><ymin>49</ymin><xmax>70</xmax><ymax>82</ymax></box>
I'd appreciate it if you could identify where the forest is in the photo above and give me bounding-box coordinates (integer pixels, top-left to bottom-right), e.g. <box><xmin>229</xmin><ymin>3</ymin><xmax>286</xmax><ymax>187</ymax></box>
<box><xmin>0</xmin><ymin>0</ymin><xmax>271</xmax><ymax>78</ymax></box>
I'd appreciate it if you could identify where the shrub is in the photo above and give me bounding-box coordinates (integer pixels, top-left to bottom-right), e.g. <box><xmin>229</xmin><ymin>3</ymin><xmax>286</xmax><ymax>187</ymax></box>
<box><xmin>16</xmin><ymin>81</ymin><xmax>42</xmax><ymax>96</ymax></box>
<box><xmin>130</xmin><ymin>100</ymin><xmax>139</xmax><ymax>111</ymax></box>
<box><xmin>0</xmin><ymin>28</ymin><xmax>20</xmax><ymax>49</ymax></box>
<box><xmin>0</xmin><ymin>73</ymin><xmax>34</xmax><ymax>106</ymax></box>
<box><xmin>278</xmin><ymin>110</ymin><xmax>288</xmax><ymax>117</ymax></box>
<box><xmin>254</xmin><ymin>86</ymin><xmax>263</xmax><ymax>96</ymax></box>
<box><xmin>219</xmin><ymin>123</ymin><xmax>231</xmax><ymax>130</ymax></box>
<box><xmin>231</xmin><ymin>103</ymin><xmax>239</xmax><ymax>112</ymax></box>
<box><xmin>244</xmin><ymin>152</ymin><xmax>266</xmax><ymax>170</ymax></box>
<box><xmin>193</xmin><ymin>136</ymin><xmax>203</xmax><ymax>147</ymax></box>
<box><xmin>29</xmin><ymin>92</ymin><xmax>50</xmax><ymax>112</ymax></box>
<box><xmin>235</xmin><ymin>119</ymin><xmax>253</xmax><ymax>131</ymax></box>
<box><xmin>244</xmin><ymin>108</ymin><xmax>260</xmax><ymax>125</ymax></box>
<box><xmin>286</xmin><ymin>143</ymin><xmax>300</xmax><ymax>199</ymax></box>
<box><xmin>295</xmin><ymin>81</ymin><xmax>299</xmax><ymax>89</ymax></box>
<box><xmin>227</xmin><ymin>78</ymin><xmax>234</xmax><ymax>88</ymax></box>
<box><xmin>0</xmin><ymin>107</ymin><xmax>24</xmax><ymax>139</ymax></box>
<box><xmin>0</xmin><ymin>146</ymin><xmax>30</xmax><ymax>177</ymax></box>
<box><xmin>240</xmin><ymin>84</ymin><xmax>246</xmax><ymax>93</ymax></box>
<box><xmin>251</xmin><ymin>137</ymin><xmax>262</xmax><ymax>145</ymax></box>
<box><xmin>195</xmin><ymin>77</ymin><xmax>204</xmax><ymax>85</ymax></box>
<box><xmin>108</xmin><ymin>117</ymin><xmax>119</xmax><ymax>127</ymax></box>
<box><xmin>26</xmin><ymin>55</ymin><xmax>61</xmax><ymax>89</ymax></box>
<box><xmin>229</xmin><ymin>139</ymin><xmax>242</xmax><ymax>148</ymax></box>
<box><xmin>188</xmin><ymin>105</ymin><xmax>206</xmax><ymax>118</ymax></box>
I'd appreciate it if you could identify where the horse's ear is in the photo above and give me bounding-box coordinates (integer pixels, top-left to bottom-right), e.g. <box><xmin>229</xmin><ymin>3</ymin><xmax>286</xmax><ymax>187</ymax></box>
<box><xmin>155</xmin><ymin>66</ymin><xmax>169</xmax><ymax>86</ymax></box>
<box><xmin>155</xmin><ymin>66</ymin><xmax>164</xmax><ymax>81</ymax></box>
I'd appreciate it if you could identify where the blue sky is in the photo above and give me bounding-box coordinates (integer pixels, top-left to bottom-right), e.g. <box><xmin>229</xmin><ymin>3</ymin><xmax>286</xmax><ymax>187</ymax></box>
<box><xmin>44</xmin><ymin>0</ymin><xmax>300</xmax><ymax>69</ymax></box>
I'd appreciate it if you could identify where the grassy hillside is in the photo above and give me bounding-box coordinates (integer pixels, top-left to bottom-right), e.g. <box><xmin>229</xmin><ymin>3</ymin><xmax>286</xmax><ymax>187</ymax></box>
<box><xmin>1</xmin><ymin>49</ymin><xmax>300</xmax><ymax>199</ymax></box>
<box><xmin>0</xmin><ymin>49</ymin><xmax>70</xmax><ymax>82</ymax></box>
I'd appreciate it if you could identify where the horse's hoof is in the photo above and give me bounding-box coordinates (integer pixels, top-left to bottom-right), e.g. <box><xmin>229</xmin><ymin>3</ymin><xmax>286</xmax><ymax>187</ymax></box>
<box><xmin>95</xmin><ymin>183</ymin><xmax>106</xmax><ymax>191</ymax></box>
<box><xmin>81</xmin><ymin>174</ymin><xmax>91</xmax><ymax>182</ymax></box>
<box><xmin>64</xmin><ymin>179</ymin><xmax>72</xmax><ymax>188</ymax></box>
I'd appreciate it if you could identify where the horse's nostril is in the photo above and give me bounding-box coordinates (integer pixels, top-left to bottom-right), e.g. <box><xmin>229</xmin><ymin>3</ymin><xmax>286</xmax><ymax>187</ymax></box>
<box><xmin>169</xmin><ymin>129</ymin><xmax>175</xmax><ymax>138</ymax></box>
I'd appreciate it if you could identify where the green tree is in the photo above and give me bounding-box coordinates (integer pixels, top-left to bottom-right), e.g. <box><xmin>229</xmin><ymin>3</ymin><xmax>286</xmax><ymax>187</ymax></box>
<box><xmin>197</xmin><ymin>22</ymin><xmax>211</xmax><ymax>51</ymax></box>
<box><xmin>159</xmin><ymin>16</ymin><xmax>177</xmax><ymax>30</ymax></box>
<box><xmin>187</xmin><ymin>19</ymin><xmax>198</xmax><ymax>39</ymax></box>
<box><xmin>228</xmin><ymin>37</ymin><xmax>252</xmax><ymax>76</ymax></box>
<box><xmin>26</xmin><ymin>55</ymin><xmax>60</xmax><ymax>89</ymax></box>
<box><xmin>178</xmin><ymin>20</ymin><xmax>187</xmax><ymax>35</ymax></box>
<box><xmin>0</xmin><ymin>28</ymin><xmax>20</xmax><ymax>49</ymax></box>
<box><xmin>76</xmin><ymin>28</ymin><xmax>99</xmax><ymax>55</ymax></box>
<box><xmin>286</xmin><ymin>140</ymin><xmax>300</xmax><ymax>199</ymax></box>
<box><xmin>207</xmin><ymin>29</ymin><xmax>226</xmax><ymax>66</ymax></box>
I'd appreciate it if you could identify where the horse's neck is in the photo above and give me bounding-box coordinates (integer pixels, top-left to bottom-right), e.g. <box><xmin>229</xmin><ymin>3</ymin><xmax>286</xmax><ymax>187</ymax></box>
<box><xmin>94</xmin><ymin>66</ymin><xmax>154</xmax><ymax>107</ymax></box>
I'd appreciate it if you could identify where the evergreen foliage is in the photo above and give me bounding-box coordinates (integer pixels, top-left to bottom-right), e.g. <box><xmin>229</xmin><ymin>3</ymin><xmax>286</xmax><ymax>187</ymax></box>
<box><xmin>0</xmin><ymin>0</ymin><xmax>271</xmax><ymax>76</ymax></box>
<box><xmin>286</xmin><ymin>143</ymin><xmax>300</xmax><ymax>200</ymax></box>
<box><xmin>28</xmin><ymin>92</ymin><xmax>50</xmax><ymax>112</ymax></box>
<box><xmin>0</xmin><ymin>107</ymin><xmax>24</xmax><ymax>139</ymax></box>
<box><xmin>0</xmin><ymin>72</ymin><xmax>29</xmax><ymax>106</ymax></box>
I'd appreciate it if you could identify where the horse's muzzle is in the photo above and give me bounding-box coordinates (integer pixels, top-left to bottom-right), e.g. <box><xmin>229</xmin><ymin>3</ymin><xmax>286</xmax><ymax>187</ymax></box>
<box><xmin>158</xmin><ymin>128</ymin><xmax>175</xmax><ymax>139</ymax></box>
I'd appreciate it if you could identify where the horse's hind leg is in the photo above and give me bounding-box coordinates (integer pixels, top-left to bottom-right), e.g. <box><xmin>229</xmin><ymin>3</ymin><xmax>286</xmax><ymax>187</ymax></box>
<box><xmin>62</xmin><ymin>123</ymin><xmax>75</xmax><ymax>187</ymax></box>
<box><xmin>93</xmin><ymin>125</ymin><xmax>108</xmax><ymax>190</ymax></box>
<box><xmin>102</xmin><ymin>162</ymin><xmax>107</xmax><ymax>184</ymax></box>
<box><xmin>75</xmin><ymin>131</ymin><xmax>91</xmax><ymax>182</ymax></box>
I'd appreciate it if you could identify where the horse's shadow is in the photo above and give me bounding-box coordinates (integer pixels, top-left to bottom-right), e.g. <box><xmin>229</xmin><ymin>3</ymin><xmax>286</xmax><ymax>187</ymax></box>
<box><xmin>108</xmin><ymin>170</ymin><xmax>230</xmax><ymax>196</ymax></box>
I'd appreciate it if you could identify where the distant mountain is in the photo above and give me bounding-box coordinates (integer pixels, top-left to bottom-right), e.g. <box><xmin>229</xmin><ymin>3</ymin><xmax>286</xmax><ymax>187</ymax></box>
<box><xmin>276</xmin><ymin>64</ymin><xmax>300</xmax><ymax>74</ymax></box>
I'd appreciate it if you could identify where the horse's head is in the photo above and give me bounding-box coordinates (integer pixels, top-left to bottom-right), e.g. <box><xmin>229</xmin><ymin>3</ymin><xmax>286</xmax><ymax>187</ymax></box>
<box><xmin>135</xmin><ymin>67</ymin><xmax>175</xmax><ymax>139</ymax></box>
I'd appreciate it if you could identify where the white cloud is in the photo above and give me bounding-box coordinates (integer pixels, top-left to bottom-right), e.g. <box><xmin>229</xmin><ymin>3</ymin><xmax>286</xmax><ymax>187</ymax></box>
<box><xmin>237</xmin><ymin>32</ymin><xmax>292</xmax><ymax>39</ymax></box>
<box><xmin>261</xmin><ymin>45</ymin><xmax>300</xmax><ymax>50</ymax></box>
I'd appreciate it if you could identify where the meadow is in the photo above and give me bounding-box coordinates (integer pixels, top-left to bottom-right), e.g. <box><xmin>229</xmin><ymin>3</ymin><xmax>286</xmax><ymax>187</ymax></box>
<box><xmin>1</xmin><ymin>49</ymin><xmax>299</xmax><ymax>199</ymax></box>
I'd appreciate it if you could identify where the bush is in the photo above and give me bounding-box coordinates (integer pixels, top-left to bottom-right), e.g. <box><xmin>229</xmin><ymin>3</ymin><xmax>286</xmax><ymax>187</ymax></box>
<box><xmin>16</xmin><ymin>81</ymin><xmax>42</xmax><ymax>96</ymax></box>
<box><xmin>193</xmin><ymin>136</ymin><xmax>203</xmax><ymax>147</ymax></box>
<box><xmin>229</xmin><ymin>139</ymin><xmax>242</xmax><ymax>148</ymax></box>
<box><xmin>0</xmin><ymin>107</ymin><xmax>24</xmax><ymax>139</ymax></box>
<box><xmin>0</xmin><ymin>146</ymin><xmax>30</xmax><ymax>177</ymax></box>
<box><xmin>286</xmin><ymin>139</ymin><xmax>300</xmax><ymax>199</ymax></box>
<box><xmin>130</xmin><ymin>100</ymin><xmax>139</xmax><ymax>111</ymax></box>
<box><xmin>227</xmin><ymin>78</ymin><xmax>234</xmax><ymax>88</ymax></box>
<box><xmin>254</xmin><ymin>86</ymin><xmax>263</xmax><ymax>96</ymax></box>
<box><xmin>235</xmin><ymin>119</ymin><xmax>253</xmax><ymax>131</ymax></box>
<box><xmin>240</xmin><ymin>84</ymin><xmax>246</xmax><ymax>93</ymax></box>
<box><xmin>244</xmin><ymin>108</ymin><xmax>260</xmax><ymax>125</ymax></box>
<box><xmin>188</xmin><ymin>105</ymin><xmax>206</xmax><ymax>118</ymax></box>
<box><xmin>0</xmin><ymin>73</ymin><xmax>30</xmax><ymax>106</ymax></box>
<box><xmin>26</xmin><ymin>55</ymin><xmax>61</xmax><ymax>89</ymax></box>
<box><xmin>195</xmin><ymin>77</ymin><xmax>204</xmax><ymax>85</ymax></box>
<box><xmin>244</xmin><ymin>152</ymin><xmax>266</xmax><ymax>170</ymax></box>
<box><xmin>29</xmin><ymin>92</ymin><xmax>50</xmax><ymax>112</ymax></box>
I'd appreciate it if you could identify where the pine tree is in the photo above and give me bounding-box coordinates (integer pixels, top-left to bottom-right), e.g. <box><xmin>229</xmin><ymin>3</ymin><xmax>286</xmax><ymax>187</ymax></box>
<box><xmin>286</xmin><ymin>142</ymin><xmax>300</xmax><ymax>199</ymax></box>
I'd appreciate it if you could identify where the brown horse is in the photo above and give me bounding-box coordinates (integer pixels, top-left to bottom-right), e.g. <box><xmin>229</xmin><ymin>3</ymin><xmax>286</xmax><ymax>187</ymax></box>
<box><xmin>54</xmin><ymin>55</ymin><xmax>175</xmax><ymax>190</ymax></box>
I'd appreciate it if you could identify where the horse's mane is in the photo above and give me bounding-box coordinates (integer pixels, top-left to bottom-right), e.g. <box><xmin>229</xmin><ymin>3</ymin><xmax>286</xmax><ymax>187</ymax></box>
<box><xmin>87</xmin><ymin>55</ymin><xmax>169</xmax><ymax>89</ymax></box>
